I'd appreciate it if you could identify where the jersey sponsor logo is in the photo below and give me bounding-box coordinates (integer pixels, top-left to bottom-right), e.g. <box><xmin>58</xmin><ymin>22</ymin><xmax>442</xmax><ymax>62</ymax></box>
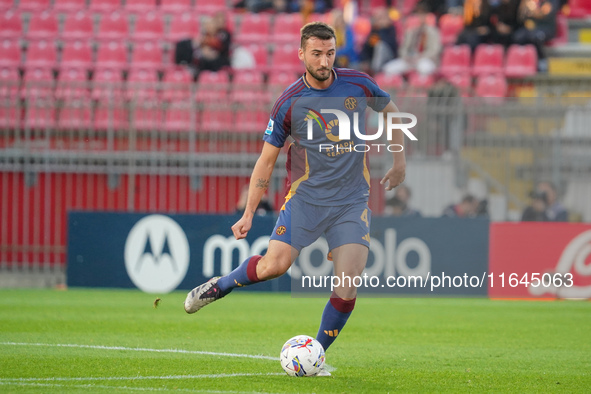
<box><xmin>344</xmin><ymin>96</ymin><xmax>357</xmax><ymax>110</ymax></box>
<box><xmin>265</xmin><ymin>119</ymin><xmax>274</xmax><ymax>135</ymax></box>
<box><xmin>276</xmin><ymin>225</ymin><xmax>287</xmax><ymax>236</ymax></box>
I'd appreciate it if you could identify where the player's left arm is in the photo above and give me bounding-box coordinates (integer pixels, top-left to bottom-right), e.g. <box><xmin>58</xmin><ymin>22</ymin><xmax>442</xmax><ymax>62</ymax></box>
<box><xmin>379</xmin><ymin>100</ymin><xmax>406</xmax><ymax>191</ymax></box>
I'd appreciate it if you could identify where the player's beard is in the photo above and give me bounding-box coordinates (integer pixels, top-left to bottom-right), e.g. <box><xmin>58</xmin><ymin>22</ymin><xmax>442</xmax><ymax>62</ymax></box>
<box><xmin>306</xmin><ymin>64</ymin><xmax>331</xmax><ymax>82</ymax></box>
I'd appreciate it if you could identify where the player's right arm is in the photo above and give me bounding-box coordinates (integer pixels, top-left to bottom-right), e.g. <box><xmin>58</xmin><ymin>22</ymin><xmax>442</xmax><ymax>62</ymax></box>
<box><xmin>231</xmin><ymin>142</ymin><xmax>281</xmax><ymax>240</ymax></box>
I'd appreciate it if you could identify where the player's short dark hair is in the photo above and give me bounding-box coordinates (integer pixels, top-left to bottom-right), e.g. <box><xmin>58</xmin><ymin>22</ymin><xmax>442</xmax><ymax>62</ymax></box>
<box><xmin>300</xmin><ymin>22</ymin><xmax>336</xmax><ymax>49</ymax></box>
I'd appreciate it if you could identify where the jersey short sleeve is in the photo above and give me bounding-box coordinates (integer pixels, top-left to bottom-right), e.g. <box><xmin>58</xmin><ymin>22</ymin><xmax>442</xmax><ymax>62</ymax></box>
<box><xmin>262</xmin><ymin>96</ymin><xmax>292</xmax><ymax>148</ymax></box>
<box><xmin>366</xmin><ymin>79</ymin><xmax>391</xmax><ymax>112</ymax></box>
<box><xmin>262</xmin><ymin>115</ymin><xmax>288</xmax><ymax>148</ymax></box>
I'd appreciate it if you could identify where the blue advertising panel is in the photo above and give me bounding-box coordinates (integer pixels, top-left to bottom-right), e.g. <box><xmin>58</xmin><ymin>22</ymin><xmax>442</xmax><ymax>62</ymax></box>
<box><xmin>68</xmin><ymin>213</ymin><xmax>489</xmax><ymax>296</ymax></box>
<box><xmin>67</xmin><ymin>212</ymin><xmax>286</xmax><ymax>293</ymax></box>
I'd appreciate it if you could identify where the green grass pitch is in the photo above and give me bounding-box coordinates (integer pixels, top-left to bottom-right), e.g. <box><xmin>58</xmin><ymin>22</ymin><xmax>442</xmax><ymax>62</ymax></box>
<box><xmin>0</xmin><ymin>288</ymin><xmax>590</xmax><ymax>393</ymax></box>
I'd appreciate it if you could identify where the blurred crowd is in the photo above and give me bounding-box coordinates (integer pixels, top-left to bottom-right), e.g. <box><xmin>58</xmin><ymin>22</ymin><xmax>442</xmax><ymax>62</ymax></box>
<box><xmin>177</xmin><ymin>0</ymin><xmax>569</xmax><ymax>75</ymax></box>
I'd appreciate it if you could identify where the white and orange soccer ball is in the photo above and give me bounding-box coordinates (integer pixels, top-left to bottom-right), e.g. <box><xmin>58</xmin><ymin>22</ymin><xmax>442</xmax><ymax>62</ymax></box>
<box><xmin>279</xmin><ymin>335</ymin><xmax>325</xmax><ymax>377</ymax></box>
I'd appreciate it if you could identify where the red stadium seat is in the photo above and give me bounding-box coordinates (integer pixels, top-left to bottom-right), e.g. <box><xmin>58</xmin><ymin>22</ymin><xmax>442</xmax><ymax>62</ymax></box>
<box><xmin>475</xmin><ymin>74</ymin><xmax>507</xmax><ymax>98</ymax></box>
<box><xmin>200</xmin><ymin>108</ymin><xmax>233</xmax><ymax>132</ymax></box>
<box><xmin>0</xmin><ymin>67</ymin><xmax>20</xmax><ymax>99</ymax></box>
<box><xmin>56</xmin><ymin>68</ymin><xmax>89</xmax><ymax>99</ymax></box>
<box><xmin>195</xmin><ymin>70</ymin><xmax>229</xmax><ymax>102</ymax></box>
<box><xmin>58</xmin><ymin>99</ymin><xmax>92</xmax><ymax>130</ymax></box>
<box><xmin>404</xmin><ymin>13</ymin><xmax>436</xmax><ymax>31</ymax></box>
<box><xmin>439</xmin><ymin>44</ymin><xmax>471</xmax><ymax>78</ymax></box>
<box><xmin>231</xmin><ymin>70</ymin><xmax>265</xmax><ymax>103</ymax></box>
<box><xmin>165</xmin><ymin>12</ymin><xmax>199</xmax><ymax>43</ymax></box>
<box><xmin>374</xmin><ymin>72</ymin><xmax>404</xmax><ymax>90</ymax></box>
<box><xmin>547</xmin><ymin>15</ymin><xmax>568</xmax><ymax>46</ymax></box>
<box><xmin>234</xmin><ymin>13</ymin><xmax>271</xmax><ymax>45</ymax></box>
<box><xmin>131</xmin><ymin>99</ymin><xmax>162</xmax><ymax>130</ymax></box>
<box><xmin>130</xmin><ymin>41</ymin><xmax>162</xmax><ymax>71</ymax></box>
<box><xmin>25</xmin><ymin>98</ymin><xmax>56</xmax><ymax>129</ymax></box>
<box><xmin>234</xmin><ymin>109</ymin><xmax>268</xmax><ymax>133</ymax></box>
<box><xmin>95</xmin><ymin>41</ymin><xmax>128</xmax><ymax>71</ymax></box>
<box><xmin>567</xmin><ymin>0</ymin><xmax>591</xmax><ymax>18</ymax></box>
<box><xmin>472</xmin><ymin>44</ymin><xmax>504</xmax><ymax>76</ymax></box>
<box><xmin>132</xmin><ymin>11</ymin><xmax>164</xmax><ymax>41</ymax></box>
<box><xmin>162</xmin><ymin>67</ymin><xmax>193</xmax><ymax>101</ymax></box>
<box><xmin>268</xmin><ymin>71</ymin><xmax>297</xmax><ymax>98</ymax></box>
<box><xmin>504</xmin><ymin>44</ymin><xmax>537</xmax><ymax>78</ymax></box>
<box><xmin>22</xmin><ymin>67</ymin><xmax>54</xmax><ymax>99</ymax></box>
<box><xmin>26</xmin><ymin>11</ymin><xmax>58</xmax><ymax>40</ymax></box>
<box><xmin>270</xmin><ymin>44</ymin><xmax>302</xmax><ymax>74</ymax></box>
<box><xmin>445</xmin><ymin>73</ymin><xmax>471</xmax><ymax>97</ymax></box>
<box><xmin>61</xmin><ymin>11</ymin><xmax>93</xmax><ymax>41</ymax></box>
<box><xmin>0</xmin><ymin>100</ymin><xmax>21</xmax><ymax>129</ymax></box>
<box><xmin>89</xmin><ymin>0</ymin><xmax>121</xmax><ymax>13</ymax></box>
<box><xmin>96</xmin><ymin>11</ymin><xmax>129</xmax><ymax>42</ymax></box>
<box><xmin>408</xmin><ymin>73</ymin><xmax>435</xmax><ymax>89</ymax></box>
<box><xmin>439</xmin><ymin>13</ymin><xmax>464</xmax><ymax>46</ymax></box>
<box><xmin>163</xmin><ymin>100</ymin><xmax>195</xmax><ymax>132</ymax></box>
<box><xmin>0</xmin><ymin>67</ymin><xmax>20</xmax><ymax>128</ymax></box>
<box><xmin>0</xmin><ymin>39</ymin><xmax>21</xmax><ymax>68</ymax></box>
<box><xmin>124</xmin><ymin>0</ymin><xmax>156</xmax><ymax>13</ymax></box>
<box><xmin>194</xmin><ymin>0</ymin><xmax>226</xmax><ymax>14</ymax></box>
<box><xmin>0</xmin><ymin>0</ymin><xmax>14</xmax><ymax>11</ymax></box>
<box><xmin>242</xmin><ymin>44</ymin><xmax>269</xmax><ymax>73</ymax></box>
<box><xmin>25</xmin><ymin>40</ymin><xmax>57</xmax><ymax>70</ymax></box>
<box><xmin>60</xmin><ymin>41</ymin><xmax>93</xmax><ymax>71</ymax></box>
<box><xmin>92</xmin><ymin>68</ymin><xmax>124</xmax><ymax>99</ymax></box>
<box><xmin>93</xmin><ymin>100</ymin><xmax>129</xmax><ymax>131</ymax></box>
<box><xmin>126</xmin><ymin>68</ymin><xmax>158</xmax><ymax>99</ymax></box>
<box><xmin>160</xmin><ymin>0</ymin><xmax>192</xmax><ymax>13</ymax></box>
<box><xmin>53</xmin><ymin>0</ymin><xmax>86</xmax><ymax>12</ymax></box>
<box><xmin>18</xmin><ymin>0</ymin><xmax>50</xmax><ymax>11</ymax></box>
<box><xmin>0</xmin><ymin>10</ymin><xmax>22</xmax><ymax>40</ymax></box>
<box><xmin>271</xmin><ymin>13</ymin><xmax>303</xmax><ymax>44</ymax></box>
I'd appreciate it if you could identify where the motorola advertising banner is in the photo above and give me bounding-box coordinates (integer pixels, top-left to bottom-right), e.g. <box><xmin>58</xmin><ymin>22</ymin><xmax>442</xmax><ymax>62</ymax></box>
<box><xmin>67</xmin><ymin>212</ymin><xmax>286</xmax><ymax>293</ymax></box>
<box><xmin>489</xmin><ymin>223</ymin><xmax>591</xmax><ymax>299</ymax></box>
<box><xmin>68</xmin><ymin>213</ymin><xmax>489</xmax><ymax>296</ymax></box>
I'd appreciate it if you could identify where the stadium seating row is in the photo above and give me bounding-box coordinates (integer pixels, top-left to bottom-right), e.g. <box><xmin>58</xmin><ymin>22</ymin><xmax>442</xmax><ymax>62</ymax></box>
<box><xmin>0</xmin><ymin>0</ymin><xmax>228</xmax><ymax>13</ymax></box>
<box><xmin>0</xmin><ymin>67</ymin><xmax>296</xmax><ymax>100</ymax></box>
<box><xmin>0</xmin><ymin>39</ymin><xmax>306</xmax><ymax>73</ymax></box>
<box><xmin>0</xmin><ymin>102</ymin><xmax>271</xmax><ymax>133</ymax></box>
<box><xmin>440</xmin><ymin>44</ymin><xmax>538</xmax><ymax>79</ymax></box>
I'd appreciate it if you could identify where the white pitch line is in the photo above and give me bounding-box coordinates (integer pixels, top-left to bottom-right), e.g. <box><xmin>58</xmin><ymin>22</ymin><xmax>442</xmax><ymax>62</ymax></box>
<box><xmin>0</xmin><ymin>342</ymin><xmax>277</xmax><ymax>361</ymax></box>
<box><xmin>0</xmin><ymin>373</ymin><xmax>285</xmax><ymax>383</ymax></box>
<box><xmin>0</xmin><ymin>381</ymin><xmax>282</xmax><ymax>393</ymax></box>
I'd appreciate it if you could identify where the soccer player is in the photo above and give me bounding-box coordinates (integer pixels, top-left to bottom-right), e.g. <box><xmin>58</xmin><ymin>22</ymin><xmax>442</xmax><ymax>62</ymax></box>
<box><xmin>184</xmin><ymin>22</ymin><xmax>407</xmax><ymax>374</ymax></box>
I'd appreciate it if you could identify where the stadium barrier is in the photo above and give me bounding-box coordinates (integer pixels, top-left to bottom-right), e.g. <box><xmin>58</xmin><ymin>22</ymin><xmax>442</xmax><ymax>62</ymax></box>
<box><xmin>67</xmin><ymin>212</ymin><xmax>490</xmax><ymax>296</ymax></box>
<box><xmin>66</xmin><ymin>212</ymin><xmax>591</xmax><ymax>299</ymax></box>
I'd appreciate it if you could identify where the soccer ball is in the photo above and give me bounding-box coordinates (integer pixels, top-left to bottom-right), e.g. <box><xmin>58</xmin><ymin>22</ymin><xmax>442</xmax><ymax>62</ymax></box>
<box><xmin>279</xmin><ymin>335</ymin><xmax>325</xmax><ymax>377</ymax></box>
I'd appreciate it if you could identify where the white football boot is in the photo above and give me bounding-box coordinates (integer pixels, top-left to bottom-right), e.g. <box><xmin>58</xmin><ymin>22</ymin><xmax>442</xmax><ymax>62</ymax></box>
<box><xmin>184</xmin><ymin>277</ymin><xmax>224</xmax><ymax>314</ymax></box>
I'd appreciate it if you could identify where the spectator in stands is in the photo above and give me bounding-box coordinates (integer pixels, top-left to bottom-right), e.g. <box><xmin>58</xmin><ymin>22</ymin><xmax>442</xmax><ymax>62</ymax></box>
<box><xmin>513</xmin><ymin>0</ymin><xmax>556</xmax><ymax>72</ymax></box>
<box><xmin>442</xmin><ymin>194</ymin><xmax>485</xmax><ymax>218</ymax></box>
<box><xmin>382</xmin><ymin>3</ymin><xmax>441</xmax><ymax>77</ymax></box>
<box><xmin>359</xmin><ymin>8</ymin><xmax>398</xmax><ymax>75</ymax></box>
<box><xmin>490</xmin><ymin>0</ymin><xmax>521</xmax><ymax>47</ymax></box>
<box><xmin>193</xmin><ymin>13</ymin><xmax>231</xmax><ymax>73</ymax></box>
<box><xmin>330</xmin><ymin>8</ymin><xmax>359</xmax><ymax>68</ymax></box>
<box><xmin>236</xmin><ymin>185</ymin><xmax>274</xmax><ymax>216</ymax></box>
<box><xmin>521</xmin><ymin>190</ymin><xmax>550</xmax><ymax>221</ymax></box>
<box><xmin>384</xmin><ymin>185</ymin><xmax>422</xmax><ymax>217</ymax></box>
<box><xmin>456</xmin><ymin>0</ymin><xmax>492</xmax><ymax>52</ymax></box>
<box><xmin>536</xmin><ymin>181</ymin><xmax>568</xmax><ymax>221</ymax></box>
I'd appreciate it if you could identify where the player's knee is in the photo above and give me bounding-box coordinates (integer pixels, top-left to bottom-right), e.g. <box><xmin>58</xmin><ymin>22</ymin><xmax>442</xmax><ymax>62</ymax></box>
<box><xmin>256</xmin><ymin>255</ymin><xmax>291</xmax><ymax>280</ymax></box>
